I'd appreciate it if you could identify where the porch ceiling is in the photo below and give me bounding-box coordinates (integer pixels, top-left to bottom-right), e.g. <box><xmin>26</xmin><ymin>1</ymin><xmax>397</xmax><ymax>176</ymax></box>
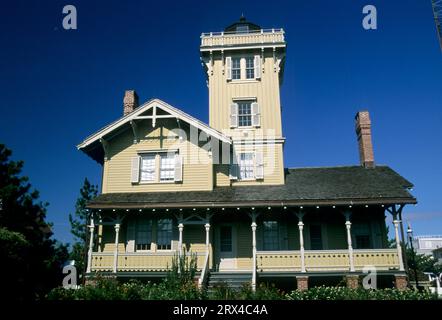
<box><xmin>87</xmin><ymin>165</ymin><xmax>416</xmax><ymax>209</ymax></box>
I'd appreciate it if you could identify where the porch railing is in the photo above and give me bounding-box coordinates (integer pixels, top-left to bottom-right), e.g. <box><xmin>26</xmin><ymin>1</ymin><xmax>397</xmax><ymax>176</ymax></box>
<box><xmin>256</xmin><ymin>249</ymin><xmax>400</xmax><ymax>272</ymax></box>
<box><xmin>90</xmin><ymin>251</ymin><xmax>206</xmax><ymax>272</ymax></box>
<box><xmin>198</xmin><ymin>251</ymin><xmax>210</xmax><ymax>288</ymax></box>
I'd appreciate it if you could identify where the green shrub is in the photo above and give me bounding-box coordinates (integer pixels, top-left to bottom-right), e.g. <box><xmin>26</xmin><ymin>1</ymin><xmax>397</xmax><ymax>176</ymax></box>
<box><xmin>286</xmin><ymin>286</ymin><xmax>438</xmax><ymax>300</ymax></box>
<box><xmin>209</xmin><ymin>281</ymin><xmax>236</xmax><ymax>300</ymax></box>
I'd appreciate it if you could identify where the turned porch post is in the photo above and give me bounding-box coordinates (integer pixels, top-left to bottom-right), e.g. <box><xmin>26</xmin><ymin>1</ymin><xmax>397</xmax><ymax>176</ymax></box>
<box><xmin>178</xmin><ymin>223</ymin><xmax>184</xmax><ymax>256</ymax></box>
<box><xmin>393</xmin><ymin>219</ymin><xmax>405</xmax><ymax>271</ymax></box>
<box><xmin>113</xmin><ymin>223</ymin><xmax>120</xmax><ymax>273</ymax></box>
<box><xmin>205</xmin><ymin>223</ymin><xmax>210</xmax><ymax>252</ymax></box>
<box><xmin>251</xmin><ymin>213</ymin><xmax>257</xmax><ymax>292</ymax></box>
<box><xmin>344</xmin><ymin>212</ymin><xmax>355</xmax><ymax>272</ymax></box>
<box><xmin>86</xmin><ymin>218</ymin><xmax>95</xmax><ymax>273</ymax></box>
<box><xmin>296</xmin><ymin>212</ymin><xmax>306</xmax><ymax>273</ymax></box>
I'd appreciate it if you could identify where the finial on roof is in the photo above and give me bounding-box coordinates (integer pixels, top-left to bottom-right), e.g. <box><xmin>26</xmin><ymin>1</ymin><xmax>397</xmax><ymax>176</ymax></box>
<box><xmin>240</xmin><ymin>14</ymin><xmax>246</xmax><ymax>22</ymax></box>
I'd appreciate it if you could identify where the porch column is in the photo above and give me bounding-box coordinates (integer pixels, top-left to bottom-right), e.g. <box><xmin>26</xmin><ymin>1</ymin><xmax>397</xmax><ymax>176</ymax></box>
<box><xmin>296</xmin><ymin>212</ymin><xmax>306</xmax><ymax>273</ymax></box>
<box><xmin>205</xmin><ymin>223</ymin><xmax>210</xmax><ymax>251</ymax></box>
<box><xmin>113</xmin><ymin>223</ymin><xmax>120</xmax><ymax>273</ymax></box>
<box><xmin>393</xmin><ymin>219</ymin><xmax>405</xmax><ymax>271</ymax></box>
<box><xmin>344</xmin><ymin>212</ymin><xmax>355</xmax><ymax>272</ymax></box>
<box><xmin>251</xmin><ymin>214</ymin><xmax>257</xmax><ymax>292</ymax></box>
<box><xmin>178</xmin><ymin>223</ymin><xmax>184</xmax><ymax>256</ymax></box>
<box><xmin>86</xmin><ymin>218</ymin><xmax>95</xmax><ymax>273</ymax></box>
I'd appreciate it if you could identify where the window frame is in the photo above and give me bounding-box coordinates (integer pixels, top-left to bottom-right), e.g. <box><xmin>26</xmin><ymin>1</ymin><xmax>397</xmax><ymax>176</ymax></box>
<box><xmin>238</xmin><ymin>152</ymin><xmax>255</xmax><ymax>181</ymax></box>
<box><xmin>135</xmin><ymin>218</ymin><xmax>153</xmax><ymax>252</ymax></box>
<box><xmin>237</xmin><ymin>101</ymin><xmax>253</xmax><ymax>128</ymax></box>
<box><xmin>245</xmin><ymin>56</ymin><xmax>255</xmax><ymax>79</ymax></box>
<box><xmin>159</xmin><ymin>152</ymin><xmax>175</xmax><ymax>183</ymax></box>
<box><xmin>263</xmin><ymin>220</ymin><xmax>280</xmax><ymax>251</ymax></box>
<box><xmin>134</xmin><ymin>218</ymin><xmax>175</xmax><ymax>252</ymax></box>
<box><xmin>229</xmin><ymin>55</ymin><xmax>258</xmax><ymax>82</ymax></box>
<box><xmin>231</xmin><ymin>57</ymin><xmax>241</xmax><ymax>80</ymax></box>
<box><xmin>137</xmin><ymin>151</ymin><xmax>177</xmax><ymax>184</ymax></box>
<box><xmin>139</xmin><ymin>154</ymin><xmax>156</xmax><ymax>182</ymax></box>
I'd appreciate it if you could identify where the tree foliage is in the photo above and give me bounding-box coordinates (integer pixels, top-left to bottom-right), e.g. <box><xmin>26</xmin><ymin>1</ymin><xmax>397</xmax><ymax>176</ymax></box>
<box><xmin>68</xmin><ymin>178</ymin><xmax>98</xmax><ymax>281</ymax></box>
<box><xmin>0</xmin><ymin>143</ymin><xmax>68</xmax><ymax>300</ymax></box>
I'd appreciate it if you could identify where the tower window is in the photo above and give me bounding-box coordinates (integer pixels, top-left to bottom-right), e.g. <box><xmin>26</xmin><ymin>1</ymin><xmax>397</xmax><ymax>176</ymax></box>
<box><xmin>238</xmin><ymin>101</ymin><xmax>252</xmax><ymax>127</ymax></box>
<box><xmin>232</xmin><ymin>58</ymin><xmax>241</xmax><ymax>80</ymax></box>
<box><xmin>246</xmin><ymin>57</ymin><xmax>255</xmax><ymax>79</ymax></box>
<box><xmin>239</xmin><ymin>152</ymin><xmax>254</xmax><ymax>180</ymax></box>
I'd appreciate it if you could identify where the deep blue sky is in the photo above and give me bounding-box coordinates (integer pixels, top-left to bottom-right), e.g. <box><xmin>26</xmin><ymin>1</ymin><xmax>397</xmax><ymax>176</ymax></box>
<box><xmin>1</xmin><ymin>0</ymin><xmax>441</xmax><ymax>245</ymax></box>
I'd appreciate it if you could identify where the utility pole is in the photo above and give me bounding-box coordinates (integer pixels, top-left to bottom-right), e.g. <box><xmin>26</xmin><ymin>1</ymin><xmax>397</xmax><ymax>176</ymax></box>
<box><xmin>432</xmin><ymin>0</ymin><xmax>442</xmax><ymax>51</ymax></box>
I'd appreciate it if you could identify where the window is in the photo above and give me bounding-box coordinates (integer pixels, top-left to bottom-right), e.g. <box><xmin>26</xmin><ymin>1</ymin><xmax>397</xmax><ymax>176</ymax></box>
<box><xmin>232</xmin><ymin>58</ymin><xmax>241</xmax><ymax>80</ymax></box>
<box><xmin>263</xmin><ymin>221</ymin><xmax>279</xmax><ymax>250</ymax></box>
<box><xmin>136</xmin><ymin>219</ymin><xmax>152</xmax><ymax>251</ymax></box>
<box><xmin>245</xmin><ymin>57</ymin><xmax>254</xmax><ymax>79</ymax></box>
<box><xmin>135</xmin><ymin>152</ymin><xmax>178</xmax><ymax>183</ymax></box>
<box><xmin>157</xmin><ymin>219</ymin><xmax>173</xmax><ymax>250</ymax></box>
<box><xmin>220</xmin><ymin>226</ymin><xmax>232</xmax><ymax>252</ymax></box>
<box><xmin>160</xmin><ymin>153</ymin><xmax>175</xmax><ymax>182</ymax></box>
<box><xmin>228</xmin><ymin>56</ymin><xmax>259</xmax><ymax>81</ymax></box>
<box><xmin>140</xmin><ymin>154</ymin><xmax>156</xmax><ymax>182</ymax></box>
<box><xmin>135</xmin><ymin>218</ymin><xmax>174</xmax><ymax>251</ymax></box>
<box><xmin>236</xmin><ymin>25</ymin><xmax>249</xmax><ymax>33</ymax></box>
<box><xmin>238</xmin><ymin>101</ymin><xmax>252</xmax><ymax>127</ymax></box>
<box><xmin>239</xmin><ymin>153</ymin><xmax>254</xmax><ymax>180</ymax></box>
<box><xmin>310</xmin><ymin>225</ymin><xmax>323</xmax><ymax>250</ymax></box>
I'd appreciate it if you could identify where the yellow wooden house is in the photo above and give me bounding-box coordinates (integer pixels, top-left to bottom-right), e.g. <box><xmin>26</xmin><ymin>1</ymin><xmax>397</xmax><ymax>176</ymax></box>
<box><xmin>78</xmin><ymin>17</ymin><xmax>416</xmax><ymax>291</ymax></box>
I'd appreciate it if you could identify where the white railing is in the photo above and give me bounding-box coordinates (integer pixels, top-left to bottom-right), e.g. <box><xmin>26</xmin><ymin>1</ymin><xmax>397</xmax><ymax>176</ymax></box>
<box><xmin>198</xmin><ymin>251</ymin><xmax>210</xmax><ymax>288</ymax></box>
<box><xmin>200</xmin><ymin>29</ymin><xmax>285</xmax><ymax>48</ymax></box>
<box><xmin>90</xmin><ymin>251</ymin><xmax>206</xmax><ymax>272</ymax></box>
<box><xmin>257</xmin><ymin>249</ymin><xmax>400</xmax><ymax>273</ymax></box>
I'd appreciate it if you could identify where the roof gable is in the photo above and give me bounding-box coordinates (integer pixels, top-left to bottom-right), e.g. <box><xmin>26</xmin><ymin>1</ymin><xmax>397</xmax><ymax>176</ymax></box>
<box><xmin>77</xmin><ymin>98</ymin><xmax>231</xmax><ymax>162</ymax></box>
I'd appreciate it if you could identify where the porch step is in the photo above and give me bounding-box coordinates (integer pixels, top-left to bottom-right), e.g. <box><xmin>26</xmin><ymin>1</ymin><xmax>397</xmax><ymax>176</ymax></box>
<box><xmin>207</xmin><ymin>272</ymin><xmax>252</xmax><ymax>293</ymax></box>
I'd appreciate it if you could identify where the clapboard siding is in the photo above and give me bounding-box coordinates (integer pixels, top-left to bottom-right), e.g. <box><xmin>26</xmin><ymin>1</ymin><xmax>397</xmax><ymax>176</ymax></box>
<box><xmin>103</xmin><ymin>121</ymin><xmax>213</xmax><ymax>193</ymax></box>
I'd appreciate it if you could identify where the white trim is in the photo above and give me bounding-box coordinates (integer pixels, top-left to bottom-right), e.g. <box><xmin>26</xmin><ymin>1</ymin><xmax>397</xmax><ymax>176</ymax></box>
<box><xmin>77</xmin><ymin>98</ymin><xmax>231</xmax><ymax>149</ymax></box>
<box><xmin>232</xmin><ymin>138</ymin><xmax>286</xmax><ymax>145</ymax></box>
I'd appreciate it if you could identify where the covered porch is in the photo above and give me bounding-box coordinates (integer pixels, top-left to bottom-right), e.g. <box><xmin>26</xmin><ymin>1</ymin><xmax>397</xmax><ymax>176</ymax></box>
<box><xmin>85</xmin><ymin>203</ymin><xmax>408</xmax><ymax>290</ymax></box>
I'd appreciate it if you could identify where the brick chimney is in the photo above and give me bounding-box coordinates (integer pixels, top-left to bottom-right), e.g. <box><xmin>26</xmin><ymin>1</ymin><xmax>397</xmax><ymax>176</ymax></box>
<box><xmin>123</xmin><ymin>90</ymin><xmax>139</xmax><ymax>116</ymax></box>
<box><xmin>355</xmin><ymin>111</ymin><xmax>375</xmax><ymax>168</ymax></box>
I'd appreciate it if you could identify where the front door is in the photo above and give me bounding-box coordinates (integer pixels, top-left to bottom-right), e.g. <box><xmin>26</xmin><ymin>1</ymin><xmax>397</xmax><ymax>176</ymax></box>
<box><xmin>217</xmin><ymin>225</ymin><xmax>237</xmax><ymax>271</ymax></box>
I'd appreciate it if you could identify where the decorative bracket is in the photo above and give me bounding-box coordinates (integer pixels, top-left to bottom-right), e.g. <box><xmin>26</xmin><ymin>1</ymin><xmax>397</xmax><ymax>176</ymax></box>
<box><xmin>99</xmin><ymin>138</ymin><xmax>109</xmax><ymax>161</ymax></box>
<box><xmin>130</xmin><ymin>120</ymin><xmax>139</xmax><ymax>144</ymax></box>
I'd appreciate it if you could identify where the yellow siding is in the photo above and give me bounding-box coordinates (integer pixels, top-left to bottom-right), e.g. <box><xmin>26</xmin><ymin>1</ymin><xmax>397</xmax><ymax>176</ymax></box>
<box><xmin>215</xmin><ymin>164</ymin><xmax>230</xmax><ymax>186</ymax></box>
<box><xmin>208</xmin><ymin>51</ymin><xmax>283</xmax><ymax>137</ymax></box>
<box><xmin>231</xmin><ymin>144</ymin><xmax>284</xmax><ymax>186</ymax></box>
<box><xmin>103</xmin><ymin>121</ymin><xmax>213</xmax><ymax>193</ymax></box>
<box><xmin>214</xmin><ymin>144</ymin><xmax>284</xmax><ymax>187</ymax></box>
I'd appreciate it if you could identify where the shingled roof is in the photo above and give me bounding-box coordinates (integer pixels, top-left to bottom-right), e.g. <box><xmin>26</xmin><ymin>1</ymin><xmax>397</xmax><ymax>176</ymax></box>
<box><xmin>87</xmin><ymin>166</ymin><xmax>416</xmax><ymax>209</ymax></box>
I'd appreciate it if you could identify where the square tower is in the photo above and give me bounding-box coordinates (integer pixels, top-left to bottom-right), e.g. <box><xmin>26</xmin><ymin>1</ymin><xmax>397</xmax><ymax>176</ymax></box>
<box><xmin>200</xmin><ymin>17</ymin><xmax>287</xmax><ymax>185</ymax></box>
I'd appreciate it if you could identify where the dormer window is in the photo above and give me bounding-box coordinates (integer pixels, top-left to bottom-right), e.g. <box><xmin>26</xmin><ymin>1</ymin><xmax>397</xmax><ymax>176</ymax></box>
<box><xmin>131</xmin><ymin>151</ymin><xmax>183</xmax><ymax>184</ymax></box>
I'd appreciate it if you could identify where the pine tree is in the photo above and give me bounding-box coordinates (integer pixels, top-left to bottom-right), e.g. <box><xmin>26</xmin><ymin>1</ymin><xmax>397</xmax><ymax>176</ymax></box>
<box><xmin>0</xmin><ymin>143</ymin><xmax>68</xmax><ymax>300</ymax></box>
<box><xmin>69</xmin><ymin>178</ymin><xmax>98</xmax><ymax>282</ymax></box>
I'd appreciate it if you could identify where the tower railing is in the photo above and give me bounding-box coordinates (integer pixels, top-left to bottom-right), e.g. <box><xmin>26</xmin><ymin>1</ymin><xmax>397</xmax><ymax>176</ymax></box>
<box><xmin>200</xmin><ymin>29</ymin><xmax>285</xmax><ymax>48</ymax></box>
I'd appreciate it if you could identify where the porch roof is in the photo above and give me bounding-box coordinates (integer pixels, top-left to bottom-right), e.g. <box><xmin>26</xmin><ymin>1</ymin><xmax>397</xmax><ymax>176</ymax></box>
<box><xmin>87</xmin><ymin>165</ymin><xmax>416</xmax><ymax>209</ymax></box>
